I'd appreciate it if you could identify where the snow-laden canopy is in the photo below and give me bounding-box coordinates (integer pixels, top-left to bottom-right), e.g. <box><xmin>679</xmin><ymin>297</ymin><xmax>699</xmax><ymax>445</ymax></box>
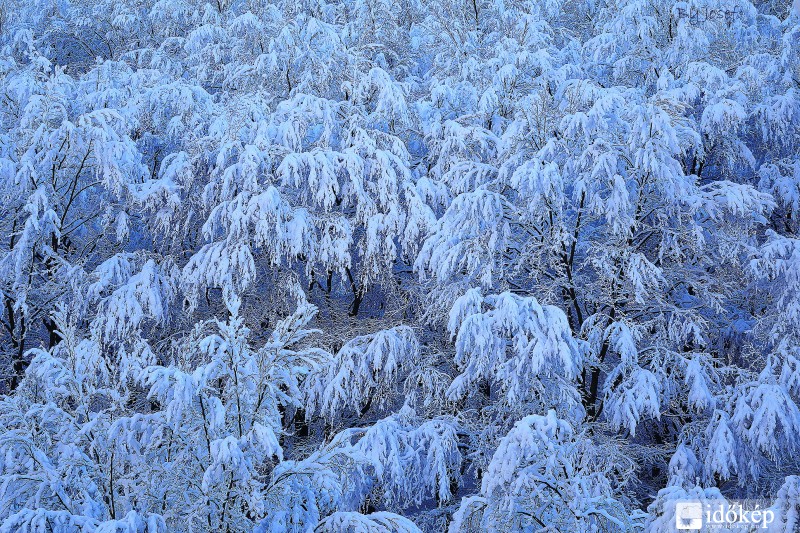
<box><xmin>1</xmin><ymin>0</ymin><xmax>800</xmax><ymax>531</ymax></box>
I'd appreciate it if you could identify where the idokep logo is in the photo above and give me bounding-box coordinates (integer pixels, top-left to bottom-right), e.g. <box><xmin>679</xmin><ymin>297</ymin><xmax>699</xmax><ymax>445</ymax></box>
<box><xmin>676</xmin><ymin>502</ymin><xmax>702</xmax><ymax>530</ymax></box>
<box><xmin>675</xmin><ymin>500</ymin><xmax>776</xmax><ymax>530</ymax></box>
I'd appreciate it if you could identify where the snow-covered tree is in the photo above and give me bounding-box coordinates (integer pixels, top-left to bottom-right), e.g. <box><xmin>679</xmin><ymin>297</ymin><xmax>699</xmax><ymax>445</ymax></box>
<box><xmin>2</xmin><ymin>0</ymin><xmax>800</xmax><ymax>530</ymax></box>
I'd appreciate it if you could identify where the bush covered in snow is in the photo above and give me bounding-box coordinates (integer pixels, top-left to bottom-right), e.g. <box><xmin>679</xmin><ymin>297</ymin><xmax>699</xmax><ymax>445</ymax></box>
<box><xmin>1</xmin><ymin>0</ymin><xmax>800</xmax><ymax>530</ymax></box>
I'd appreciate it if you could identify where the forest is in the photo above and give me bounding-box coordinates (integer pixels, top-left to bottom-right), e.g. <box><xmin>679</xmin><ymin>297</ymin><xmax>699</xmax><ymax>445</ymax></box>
<box><xmin>1</xmin><ymin>0</ymin><xmax>800</xmax><ymax>531</ymax></box>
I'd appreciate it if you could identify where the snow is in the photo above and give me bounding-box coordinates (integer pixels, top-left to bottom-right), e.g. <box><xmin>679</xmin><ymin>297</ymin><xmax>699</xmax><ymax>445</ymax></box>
<box><xmin>1</xmin><ymin>0</ymin><xmax>800</xmax><ymax>531</ymax></box>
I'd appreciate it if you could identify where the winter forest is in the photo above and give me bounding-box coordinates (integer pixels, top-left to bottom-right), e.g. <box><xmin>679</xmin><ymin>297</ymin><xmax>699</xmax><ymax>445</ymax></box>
<box><xmin>1</xmin><ymin>0</ymin><xmax>800</xmax><ymax>531</ymax></box>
